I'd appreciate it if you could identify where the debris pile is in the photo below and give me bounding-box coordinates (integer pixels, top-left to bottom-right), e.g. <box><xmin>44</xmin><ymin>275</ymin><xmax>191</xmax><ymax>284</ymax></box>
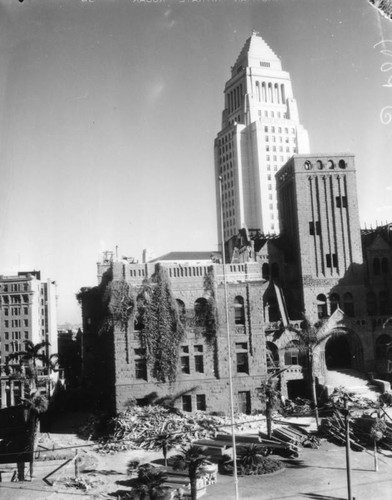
<box><xmin>97</xmin><ymin>406</ymin><xmax>222</xmax><ymax>453</ymax></box>
<box><xmin>320</xmin><ymin>410</ymin><xmax>392</xmax><ymax>451</ymax></box>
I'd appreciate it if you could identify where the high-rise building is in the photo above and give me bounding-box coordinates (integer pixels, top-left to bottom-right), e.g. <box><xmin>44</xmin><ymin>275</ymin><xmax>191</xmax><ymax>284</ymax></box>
<box><xmin>214</xmin><ymin>31</ymin><xmax>310</xmax><ymax>244</ymax></box>
<box><xmin>0</xmin><ymin>271</ymin><xmax>58</xmax><ymax>365</ymax></box>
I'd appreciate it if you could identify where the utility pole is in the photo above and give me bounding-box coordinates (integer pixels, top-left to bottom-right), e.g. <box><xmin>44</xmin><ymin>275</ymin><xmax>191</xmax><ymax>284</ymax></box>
<box><xmin>219</xmin><ymin>176</ymin><xmax>239</xmax><ymax>500</ymax></box>
<box><xmin>344</xmin><ymin>397</ymin><xmax>353</xmax><ymax>500</ymax></box>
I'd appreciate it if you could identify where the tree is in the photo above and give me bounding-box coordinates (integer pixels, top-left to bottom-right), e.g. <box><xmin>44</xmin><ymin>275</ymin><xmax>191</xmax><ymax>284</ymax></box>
<box><xmin>146</xmin><ymin>430</ymin><xmax>183</xmax><ymax>466</ymax></box>
<box><xmin>21</xmin><ymin>391</ymin><xmax>49</xmax><ymax>480</ymax></box>
<box><xmin>139</xmin><ymin>265</ymin><xmax>184</xmax><ymax>383</ymax></box>
<box><xmin>129</xmin><ymin>464</ymin><xmax>168</xmax><ymax>500</ymax></box>
<box><xmin>7</xmin><ymin>340</ymin><xmax>51</xmax><ymax>391</ymax></box>
<box><xmin>257</xmin><ymin>370</ymin><xmax>284</xmax><ymax>438</ymax></box>
<box><xmin>171</xmin><ymin>445</ymin><xmax>209</xmax><ymax>500</ymax></box>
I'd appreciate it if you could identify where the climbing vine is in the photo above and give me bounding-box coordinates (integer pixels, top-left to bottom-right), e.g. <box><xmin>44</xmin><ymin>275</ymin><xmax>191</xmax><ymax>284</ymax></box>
<box><xmin>139</xmin><ymin>265</ymin><xmax>184</xmax><ymax>384</ymax></box>
<box><xmin>202</xmin><ymin>269</ymin><xmax>219</xmax><ymax>345</ymax></box>
<box><xmin>105</xmin><ymin>280</ymin><xmax>135</xmax><ymax>332</ymax></box>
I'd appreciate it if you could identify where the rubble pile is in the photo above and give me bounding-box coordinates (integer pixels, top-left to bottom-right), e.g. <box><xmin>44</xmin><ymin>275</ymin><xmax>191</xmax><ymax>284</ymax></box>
<box><xmin>97</xmin><ymin>406</ymin><xmax>222</xmax><ymax>453</ymax></box>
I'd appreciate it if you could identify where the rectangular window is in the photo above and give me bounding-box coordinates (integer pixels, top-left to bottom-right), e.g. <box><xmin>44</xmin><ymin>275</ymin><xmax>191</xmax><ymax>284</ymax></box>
<box><xmin>326</xmin><ymin>253</ymin><xmax>338</xmax><ymax>268</ymax></box>
<box><xmin>196</xmin><ymin>394</ymin><xmax>206</xmax><ymax>411</ymax></box>
<box><xmin>236</xmin><ymin>352</ymin><xmax>249</xmax><ymax>374</ymax></box>
<box><xmin>182</xmin><ymin>395</ymin><xmax>192</xmax><ymax>412</ymax></box>
<box><xmin>4</xmin><ymin>320</ymin><xmax>8</xmax><ymax>328</ymax></box>
<box><xmin>309</xmin><ymin>221</ymin><xmax>321</xmax><ymax>235</ymax></box>
<box><xmin>135</xmin><ymin>359</ymin><xmax>147</xmax><ymax>380</ymax></box>
<box><xmin>195</xmin><ymin>355</ymin><xmax>204</xmax><ymax>373</ymax></box>
<box><xmin>181</xmin><ymin>356</ymin><xmax>190</xmax><ymax>374</ymax></box>
<box><xmin>336</xmin><ymin>196</ymin><xmax>347</xmax><ymax>208</ymax></box>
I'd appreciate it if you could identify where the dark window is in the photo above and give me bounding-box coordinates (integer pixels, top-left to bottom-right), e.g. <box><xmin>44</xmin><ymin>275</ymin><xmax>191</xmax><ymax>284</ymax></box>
<box><xmin>262</xmin><ymin>263</ymin><xmax>270</xmax><ymax>280</ymax></box>
<box><xmin>238</xmin><ymin>391</ymin><xmax>251</xmax><ymax>414</ymax></box>
<box><xmin>336</xmin><ymin>196</ymin><xmax>347</xmax><ymax>208</ymax></box>
<box><xmin>181</xmin><ymin>356</ymin><xmax>190</xmax><ymax>374</ymax></box>
<box><xmin>135</xmin><ymin>359</ymin><xmax>147</xmax><ymax>380</ymax></box>
<box><xmin>266</xmin><ymin>342</ymin><xmax>279</xmax><ymax>370</ymax></box>
<box><xmin>182</xmin><ymin>395</ymin><xmax>192</xmax><ymax>412</ymax></box>
<box><xmin>284</xmin><ymin>340</ymin><xmax>303</xmax><ymax>366</ymax></box>
<box><xmin>236</xmin><ymin>352</ymin><xmax>249</xmax><ymax>373</ymax></box>
<box><xmin>382</xmin><ymin>258</ymin><xmax>389</xmax><ymax>274</ymax></box>
<box><xmin>326</xmin><ymin>254</ymin><xmax>338</xmax><ymax>268</ymax></box>
<box><xmin>330</xmin><ymin>293</ymin><xmax>340</xmax><ymax>314</ymax></box>
<box><xmin>317</xmin><ymin>294</ymin><xmax>327</xmax><ymax>319</ymax></box>
<box><xmin>194</xmin><ymin>298</ymin><xmax>208</xmax><ymax>325</ymax></box>
<box><xmin>195</xmin><ymin>355</ymin><xmax>204</xmax><ymax>373</ymax></box>
<box><xmin>373</xmin><ymin>258</ymin><xmax>381</xmax><ymax>276</ymax></box>
<box><xmin>343</xmin><ymin>292</ymin><xmax>354</xmax><ymax>317</ymax></box>
<box><xmin>376</xmin><ymin>334</ymin><xmax>392</xmax><ymax>360</ymax></box>
<box><xmin>234</xmin><ymin>296</ymin><xmax>245</xmax><ymax>325</ymax></box>
<box><xmin>196</xmin><ymin>394</ymin><xmax>206</xmax><ymax>411</ymax></box>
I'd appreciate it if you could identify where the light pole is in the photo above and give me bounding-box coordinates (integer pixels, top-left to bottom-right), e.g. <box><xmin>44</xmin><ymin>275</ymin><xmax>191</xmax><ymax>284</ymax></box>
<box><xmin>218</xmin><ymin>175</ymin><xmax>239</xmax><ymax>500</ymax></box>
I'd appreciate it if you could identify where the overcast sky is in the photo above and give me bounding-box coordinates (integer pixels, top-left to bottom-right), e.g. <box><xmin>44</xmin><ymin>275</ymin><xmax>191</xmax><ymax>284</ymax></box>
<box><xmin>0</xmin><ymin>0</ymin><xmax>391</xmax><ymax>324</ymax></box>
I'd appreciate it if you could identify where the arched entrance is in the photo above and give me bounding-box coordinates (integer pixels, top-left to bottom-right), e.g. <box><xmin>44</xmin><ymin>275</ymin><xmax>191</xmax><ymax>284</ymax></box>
<box><xmin>324</xmin><ymin>330</ymin><xmax>363</xmax><ymax>371</ymax></box>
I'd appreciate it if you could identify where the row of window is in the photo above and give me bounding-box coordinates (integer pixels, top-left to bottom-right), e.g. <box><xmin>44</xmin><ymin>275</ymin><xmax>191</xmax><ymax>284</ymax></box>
<box><xmin>257</xmin><ymin>110</ymin><xmax>287</xmax><ymax>120</ymax></box>
<box><xmin>304</xmin><ymin>159</ymin><xmax>347</xmax><ymax>171</ymax></box>
<box><xmin>317</xmin><ymin>293</ymin><xmax>354</xmax><ymax>318</ymax></box>
<box><xmin>3</xmin><ymin>319</ymin><xmax>29</xmax><ymax>328</ymax></box>
<box><xmin>3</xmin><ymin>331</ymin><xmax>29</xmax><ymax>341</ymax></box>
<box><xmin>0</xmin><ymin>283</ymin><xmax>29</xmax><ymax>292</ymax></box>
<box><xmin>227</xmin><ymin>84</ymin><xmax>243</xmax><ymax>113</ymax></box>
<box><xmin>372</xmin><ymin>257</ymin><xmax>389</xmax><ymax>275</ymax></box>
<box><xmin>254</xmin><ymin>81</ymin><xmax>285</xmax><ymax>105</ymax></box>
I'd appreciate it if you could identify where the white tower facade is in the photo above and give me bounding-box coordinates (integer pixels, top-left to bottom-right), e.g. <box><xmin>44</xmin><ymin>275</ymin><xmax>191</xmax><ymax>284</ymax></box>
<box><xmin>215</xmin><ymin>32</ymin><xmax>310</xmax><ymax>244</ymax></box>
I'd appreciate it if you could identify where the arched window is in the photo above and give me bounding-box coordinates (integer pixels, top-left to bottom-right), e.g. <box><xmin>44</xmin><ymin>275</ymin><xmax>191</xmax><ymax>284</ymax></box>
<box><xmin>382</xmin><ymin>258</ymin><xmax>389</xmax><ymax>274</ymax></box>
<box><xmin>304</xmin><ymin>161</ymin><xmax>312</xmax><ymax>170</ymax></box>
<box><xmin>234</xmin><ymin>296</ymin><xmax>245</xmax><ymax>325</ymax></box>
<box><xmin>280</xmin><ymin>84</ymin><xmax>285</xmax><ymax>103</ymax></box>
<box><xmin>373</xmin><ymin>258</ymin><xmax>381</xmax><ymax>275</ymax></box>
<box><xmin>338</xmin><ymin>159</ymin><xmax>346</xmax><ymax>169</ymax></box>
<box><xmin>343</xmin><ymin>292</ymin><xmax>354</xmax><ymax>317</ymax></box>
<box><xmin>176</xmin><ymin>299</ymin><xmax>186</xmax><ymax>324</ymax></box>
<box><xmin>256</xmin><ymin>81</ymin><xmax>261</xmax><ymax>101</ymax></box>
<box><xmin>262</xmin><ymin>263</ymin><xmax>270</xmax><ymax>280</ymax></box>
<box><xmin>271</xmin><ymin>263</ymin><xmax>279</xmax><ymax>279</ymax></box>
<box><xmin>266</xmin><ymin>342</ymin><xmax>279</xmax><ymax>370</ymax></box>
<box><xmin>274</xmin><ymin>83</ymin><xmax>279</xmax><ymax>103</ymax></box>
<box><xmin>194</xmin><ymin>298</ymin><xmax>208</xmax><ymax>326</ymax></box>
<box><xmin>284</xmin><ymin>340</ymin><xmax>303</xmax><ymax>366</ymax></box>
<box><xmin>367</xmin><ymin>292</ymin><xmax>377</xmax><ymax>316</ymax></box>
<box><xmin>316</xmin><ymin>160</ymin><xmax>324</xmax><ymax>170</ymax></box>
<box><xmin>327</xmin><ymin>160</ymin><xmax>335</xmax><ymax>169</ymax></box>
<box><xmin>268</xmin><ymin>83</ymin><xmax>273</xmax><ymax>102</ymax></box>
<box><xmin>329</xmin><ymin>293</ymin><xmax>340</xmax><ymax>314</ymax></box>
<box><xmin>379</xmin><ymin>291</ymin><xmax>389</xmax><ymax>315</ymax></box>
<box><xmin>317</xmin><ymin>294</ymin><xmax>327</xmax><ymax>319</ymax></box>
<box><xmin>262</xmin><ymin>82</ymin><xmax>266</xmax><ymax>102</ymax></box>
<box><xmin>376</xmin><ymin>334</ymin><xmax>392</xmax><ymax>360</ymax></box>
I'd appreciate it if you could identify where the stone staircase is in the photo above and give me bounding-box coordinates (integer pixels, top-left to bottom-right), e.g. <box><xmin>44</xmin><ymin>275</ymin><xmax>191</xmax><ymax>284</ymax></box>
<box><xmin>325</xmin><ymin>369</ymin><xmax>381</xmax><ymax>400</ymax></box>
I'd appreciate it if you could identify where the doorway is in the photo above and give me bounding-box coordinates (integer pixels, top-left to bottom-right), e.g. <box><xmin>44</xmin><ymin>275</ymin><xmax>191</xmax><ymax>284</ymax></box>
<box><xmin>325</xmin><ymin>336</ymin><xmax>351</xmax><ymax>369</ymax></box>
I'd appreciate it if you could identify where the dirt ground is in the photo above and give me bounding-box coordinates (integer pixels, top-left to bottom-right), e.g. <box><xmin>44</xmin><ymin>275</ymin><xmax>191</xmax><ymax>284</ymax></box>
<box><xmin>1</xmin><ymin>411</ymin><xmax>392</xmax><ymax>500</ymax></box>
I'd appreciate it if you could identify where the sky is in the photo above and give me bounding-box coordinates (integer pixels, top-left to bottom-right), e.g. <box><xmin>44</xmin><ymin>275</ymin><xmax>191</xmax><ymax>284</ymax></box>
<box><xmin>0</xmin><ymin>0</ymin><xmax>391</xmax><ymax>324</ymax></box>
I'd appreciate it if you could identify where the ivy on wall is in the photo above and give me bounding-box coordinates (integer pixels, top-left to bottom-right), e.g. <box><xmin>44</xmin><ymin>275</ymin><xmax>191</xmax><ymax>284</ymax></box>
<box><xmin>139</xmin><ymin>265</ymin><xmax>184</xmax><ymax>384</ymax></box>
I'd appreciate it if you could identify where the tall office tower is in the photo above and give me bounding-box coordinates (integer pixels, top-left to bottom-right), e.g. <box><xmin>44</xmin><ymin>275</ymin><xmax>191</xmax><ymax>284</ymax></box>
<box><xmin>214</xmin><ymin>31</ymin><xmax>310</xmax><ymax>245</ymax></box>
<box><xmin>0</xmin><ymin>271</ymin><xmax>58</xmax><ymax>364</ymax></box>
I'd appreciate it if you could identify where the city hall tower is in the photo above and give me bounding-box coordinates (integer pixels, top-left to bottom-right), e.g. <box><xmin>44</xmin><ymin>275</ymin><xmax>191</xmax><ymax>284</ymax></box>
<box><xmin>214</xmin><ymin>31</ymin><xmax>310</xmax><ymax>244</ymax></box>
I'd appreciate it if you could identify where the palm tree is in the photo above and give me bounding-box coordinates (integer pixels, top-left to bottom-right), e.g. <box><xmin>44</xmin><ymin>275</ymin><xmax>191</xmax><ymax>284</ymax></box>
<box><xmin>129</xmin><ymin>464</ymin><xmax>168</xmax><ymax>500</ymax></box>
<box><xmin>21</xmin><ymin>391</ymin><xmax>49</xmax><ymax>480</ymax></box>
<box><xmin>7</xmin><ymin>340</ymin><xmax>51</xmax><ymax>390</ymax></box>
<box><xmin>170</xmin><ymin>445</ymin><xmax>209</xmax><ymax>500</ymax></box>
<box><xmin>238</xmin><ymin>444</ymin><xmax>265</xmax><ymax>474</ymax></box>
<box><xmin>258</xmin><ymin>369</ymin><xmax>286</xmax><ymax>438</ymax></box>
<box><xmin>146</xmin><ymin>430</ymin><xmax>182</xmax><ymax>466</ymax></box>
